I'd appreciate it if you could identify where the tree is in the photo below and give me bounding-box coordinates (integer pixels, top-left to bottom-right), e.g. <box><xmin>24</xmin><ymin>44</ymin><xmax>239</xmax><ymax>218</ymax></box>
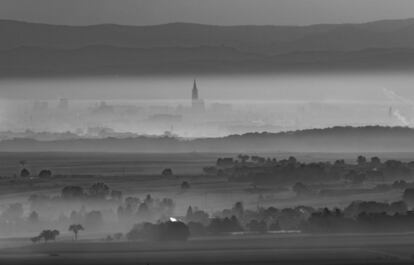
<box><xmin>38</xmin><ymin>169</ymin><xmax>52</xmax><ymax>178</ymax></box>
<box><xmin>357</xmin><ymin>155</ymin><xmax>367</xmax><ymax>166</ymax></box>
<box><xmin>232</xmin><ymin>201</ymin><xmax>244</xmax><ymax>219</ymax></box>
<box><xmin>127</xmin><ymin>221</ymin><xmax>190</xmax><ymax>241</ymax></box>
<box><xmin>39</xmin><ymin>229</ymin><xmax>60</xmax><ymax>243</ymax></box>
<box><xmin>68</xmin><ymin>224</ymin><xmax>84</xmax><ymax>240</ymax></box>
<box><xmin>208</xmin><ymin>216</ymin><xmax>243</xmax><ymax>234</ymax></box>
<box><xmin>61</xmin><ymin>186</ymin><xmax>85</xmax><ymax>199</ymax></box>
<box><xmin>238</xmin><ymin>154</ymin><xmax>249</xmax><ymax>164</ymax></box>
<box><xmin>28</xmin><ymin>211</ymin><xmax>39</xmax><ymax>223</ymax></box>
<box><xmin>89</xmin><ymin>182</ymin><xmax>110</xmax><ymax>199</ymax></box>
<box><xmin>19</xmin><ymin>160</ymin><xmax>26</xmax><ymax>168</ymax></box>
<box><xmin>370</xmin><ymin>157</ymin><xmax>381</xmax><ymax>167</ymax></box>
<box><xmin>162</xmin><ymin>168</ymin><xmax>173</xmax><ymax>177</ymax></box>
<box><xmin>181</xmin><ymin>181</ymin><xmax>190</xmax><ymax>191</ymax></box>
<box><xmin>403</xmin><ymin>188</ymin><xmax>414</xmax><ymax>205</ymax></box>
<box><xmin>20</xmin><ymin>168</ymin><xmax>30</xmax><ymax>178</ymax></box>
<box><xmin>288</xmin><ymin>156</ymin><xmax>297</xmax><ymax>165</ymax></box>
<box><xmin>144</xmin><ymin>194</ymin><xmax>153</xmax><ymax>205</ymax></box>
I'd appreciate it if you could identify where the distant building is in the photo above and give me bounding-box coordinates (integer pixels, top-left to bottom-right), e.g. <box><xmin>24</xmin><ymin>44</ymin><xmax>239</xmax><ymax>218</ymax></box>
<box><xmin>192</xmin><ymin>79</ymin><xmax>199</xmax><ymax>101</ymax></box>
<box><xmin>191</xmin><ymin>79</ymin><xmax>205</xmax><ymax>113</ymax></box>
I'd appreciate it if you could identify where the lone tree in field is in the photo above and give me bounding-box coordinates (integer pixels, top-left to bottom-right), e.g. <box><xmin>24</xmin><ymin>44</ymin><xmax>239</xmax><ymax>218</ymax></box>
<box><xmin>162</xmin><ymin>168</ymin><xmax>173</xmax><ymax>177</ymax></box>
<box><xmin>20</xmin><ymin>168</ymin><xmax>30</xmax><ymax>178</ymax></box>
<box><xmin>69</xmin><ymin>224</ymin><xmax>84</xmax><ymax>240</ymax></box>
<box><xmin>181</xmin><ymin>181</ymin><xmax>190</xmax><ymax>191</ymax></box>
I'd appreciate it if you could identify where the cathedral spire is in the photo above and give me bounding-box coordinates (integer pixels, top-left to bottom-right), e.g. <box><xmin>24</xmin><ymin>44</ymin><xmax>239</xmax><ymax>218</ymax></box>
<box><xmin>192</xmin><ymin>79</ymin><xmax>198</xmax><ymax>100</ymax></box>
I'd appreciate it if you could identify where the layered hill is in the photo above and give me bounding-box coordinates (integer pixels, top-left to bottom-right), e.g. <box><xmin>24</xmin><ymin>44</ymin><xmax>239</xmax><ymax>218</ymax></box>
<box><xmin>1</xmin><ymin>126</ymin><xmax>413</xmax><ymax>153</ymax></box>
<box><xmin>3</xmin><ymin>19</ymin><xmax>414</xmax><ymax>76</ymax></box>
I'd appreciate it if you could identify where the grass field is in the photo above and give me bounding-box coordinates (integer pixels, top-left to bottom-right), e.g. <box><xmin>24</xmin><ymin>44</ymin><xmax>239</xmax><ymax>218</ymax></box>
<box><xmin>0</xmin><ymin>152</ymin><xmax>408</xmax><ymax>215</ymax></box>
<box><xmin>0</xmin><ymin>152</ymin><xmax>413</xmax><ymax>264</ymax></box>
<box><xmin>2</xmin><ymin>152</ymin><xmax>414</xmax><ymax>177</ymax></box>
<box><xmin>1</xmin><ymin>233</ymin><xmax>414</xmax><ymax>265</ymax></box>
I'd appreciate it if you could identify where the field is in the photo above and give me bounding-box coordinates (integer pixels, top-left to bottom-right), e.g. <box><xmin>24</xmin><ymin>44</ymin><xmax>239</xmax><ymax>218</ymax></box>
<box><xmin>0</xmin><ymin>152</ymin><xmax>409</xmax><ymax>214</ymax></box>
<box><xmin>1</xmin><ymin>233</ymin><xmax>414</xmax><ymax>265</ymax></box>
<box><xmin>0</xmin><ymin>151</ymin><xmax>413</xmax><ymax>265</ymax></box>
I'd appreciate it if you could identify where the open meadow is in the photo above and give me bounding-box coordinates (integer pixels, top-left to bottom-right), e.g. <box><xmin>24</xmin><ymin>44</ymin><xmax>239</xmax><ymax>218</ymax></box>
<box><xmin>0</xmin><ymin>152</ymin><xmax>409</xmax><ymax>214</ymax></box>
<box><xmin>1</xmin><ymin>233</ymin><xmax>414</xmax><ymax>265</ymax></box>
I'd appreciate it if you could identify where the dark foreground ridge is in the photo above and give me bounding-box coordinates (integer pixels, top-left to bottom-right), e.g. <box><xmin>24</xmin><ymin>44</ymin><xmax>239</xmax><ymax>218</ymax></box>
<box><xmin>1</xmin><ymin>126</ymin><xmax>414</xmax><ymax>153</ymax></box>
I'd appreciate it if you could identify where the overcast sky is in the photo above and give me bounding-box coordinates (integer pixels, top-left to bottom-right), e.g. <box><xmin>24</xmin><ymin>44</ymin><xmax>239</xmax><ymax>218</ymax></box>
<box><xmin>1</xmin><ymin>0</ymin><xmax>414</xmax><ymax>26</ymax></box>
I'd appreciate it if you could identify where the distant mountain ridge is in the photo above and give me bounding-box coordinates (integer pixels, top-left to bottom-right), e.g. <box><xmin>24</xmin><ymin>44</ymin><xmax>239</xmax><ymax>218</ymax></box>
<box><xmin>1</xmin><ymin>45</ymin><xmax>414</xmax><ymax>77</ymax></box>
<box><xmin>1</xmin><ymin>126</ymin><xmax>414</xmax><ymax>153</ymax></box>
<box><xmin>2</xmin><ymin>18</ymin><xmax>414</xmax><ymax>53</ymax></box>
<box><xmin>3</xmin><ymin>18</ymin><xmax>414</xmax><ymax>76</ymax></box>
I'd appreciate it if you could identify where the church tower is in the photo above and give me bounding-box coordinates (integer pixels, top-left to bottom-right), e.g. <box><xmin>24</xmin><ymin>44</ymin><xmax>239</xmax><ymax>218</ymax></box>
<box><xmin>192</xmin><ymin>79</ymin><xmax>198</xmax><ymax>101</ymax></box>
<box><xmin>191</xmin><ymin>79</ymin><xmax>205</xmax><ymax>113</ymax></box>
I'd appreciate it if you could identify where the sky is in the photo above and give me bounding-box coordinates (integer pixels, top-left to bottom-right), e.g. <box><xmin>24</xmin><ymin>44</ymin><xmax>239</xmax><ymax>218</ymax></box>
<box><xmin>1</xmin><ymin>0</ymin><xmax>414</xmax><ymax>26</ymax></box>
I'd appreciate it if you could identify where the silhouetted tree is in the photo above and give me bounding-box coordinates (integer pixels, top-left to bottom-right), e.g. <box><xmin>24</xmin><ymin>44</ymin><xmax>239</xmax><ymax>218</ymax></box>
<box><xmin>357</xmin><ymin>156</ymin><xmax>367</xmax><ymax>166</ymax></box>
<box><xmin>89</xmin><ymin>182</ymin><xmax>110</xmax><ymax>199</ymax></box>
<box><xmin>38</xmin><ymin>169</ymin><xmax>52</xmax><ymax>178</ymax></box>
<box><xmin>20</xmin><ymin>168</ymin><xmax>30</xmax><ymax>178</ymax></box>
<box><xmin>370</xmin><ymin>157</ymin><xmax>381</xmax><ymax>167</ymax></box>
<box><xmin>68</xmin><ymin>224</ymin><xmax>84</xmax><ymax>240</ymax></box>
<box><xmin>162</xmin><ymin>168</ymin><xmax>173</xmax><ymax>177</ymax></box>
<box><xmin>208</xmin><ymin>216</ymin><xmax>243</xmax><ymax>234</ymax></box>
<box><xmin>238</xmin><ymin>154</ymin><xmax>250</xmax><ymax>164</ymax></box>
<box><xmin>403</xmin><ymin>188</ymin><xmax>414</xmax><ymax>205</ymax></box>
<box><xmin>127</xmin><ymin>221</ymin><xmax>190</xmax><ymax>241</ymax></box>
<box><xmin>181</xmin><ymin>181</ymin><xmax>190</xmax><ymax>191</ymax></box>
<box><xmin>28</xmin><ymin>211</ymin><xmax>39</xmax><ymax>223</ymax></box>
<box><xmin>61</xmin><ymin>186</ymin><xmax>85</xmax><ymax>199</ymax></box>
<box><xmin>232</xmin><ymin>201</ymin><xmax>244</xmax><ymax>219</ymax></box>
<box><xmin>39</xmin><ymin>229</ymin><xmax>60</xmax><ymax>243</ymax></box>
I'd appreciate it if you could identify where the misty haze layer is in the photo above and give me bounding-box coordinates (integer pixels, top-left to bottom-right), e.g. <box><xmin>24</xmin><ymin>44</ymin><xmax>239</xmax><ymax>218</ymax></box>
<box><xmin>0</xmin><ymin>74</ymin><xmax>413</xmax><ymax>137</ymax></box>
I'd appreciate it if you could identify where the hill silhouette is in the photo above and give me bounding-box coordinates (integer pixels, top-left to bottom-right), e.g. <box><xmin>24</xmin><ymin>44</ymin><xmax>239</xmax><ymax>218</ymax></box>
<box><xmin>3</xmin><ymin>19</ymin><xmax>414</xmax><ymax>76</ymax></box>
<box><xmin>1</xmin><ymin>126</ymin><xmax>414</xmax><ymax>153</ymax></box>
